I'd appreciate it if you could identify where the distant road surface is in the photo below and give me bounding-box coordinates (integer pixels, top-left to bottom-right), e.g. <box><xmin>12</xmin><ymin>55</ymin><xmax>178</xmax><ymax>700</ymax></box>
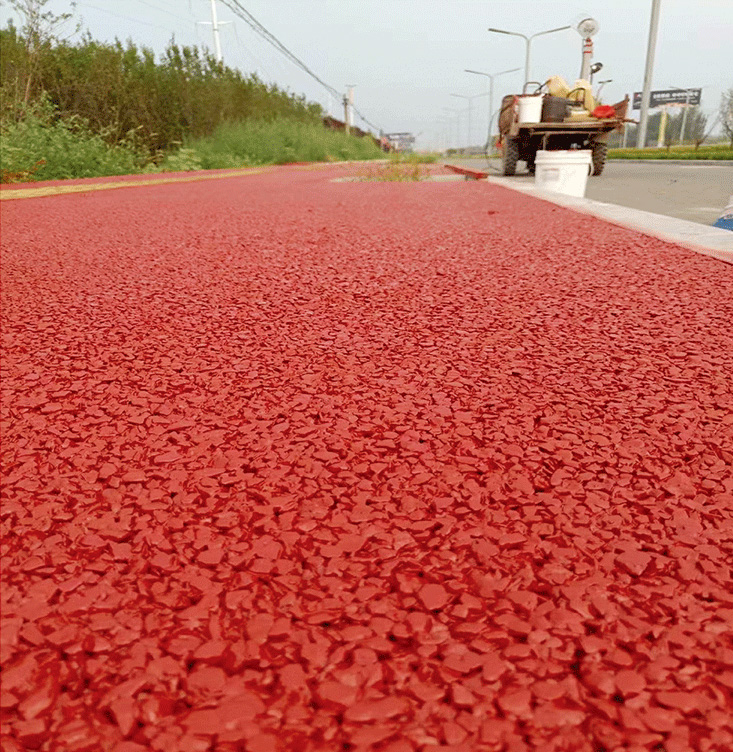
<box><xmin>447</xmin><ymin>158</ymin><xmax>733</xmax><ymax>226</ymax></box>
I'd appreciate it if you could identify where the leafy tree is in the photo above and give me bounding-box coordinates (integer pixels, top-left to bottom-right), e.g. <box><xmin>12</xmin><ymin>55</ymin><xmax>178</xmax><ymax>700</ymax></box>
<box><xmin>4</xmin><ymin>0</ymin><xmax>78</xmax><ymax>106</ymax></box>
<box><xmin>1</xmin><ymin>18</ymin><xmax>324</xmax><ymax>154</ymax></box>
<box><xmin>663</xmin><ymin>106</ymin><xmax>707</xmax><ymax>147</ymax></box>
<box><xmin>720</xmin><ymin>87</ymin><xmax>733</xmax><ymax>147</ymax></box>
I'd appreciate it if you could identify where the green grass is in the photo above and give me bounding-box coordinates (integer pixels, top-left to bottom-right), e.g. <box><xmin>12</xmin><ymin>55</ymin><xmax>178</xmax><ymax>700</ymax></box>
<box><xmin>404</xmin><ymin>152</ymin><xmax>439</xmax><ymax>164</ymax></box>
<box><xmin>0</xmin><ymin>107</ymin><xmax>385</xmax><ymax>183</ymax></box>
<box><xmin>608</xmin><ymin>143</ymin><xmax>733</xmax><ymax>160</ymax></box>
<box><xmin>358</xmin><ymin>152</ymin><xmax>437</xmax><ymax>182</ymax></box>
<box><xmin>156</xmin><ymin>119</ymin><xmax>383</xmax><ymax>172</ymax></box>
<box><xmin>0</xmin><ymin>97</ymin><xmax>145</xmax><ymax>182</ymax></box>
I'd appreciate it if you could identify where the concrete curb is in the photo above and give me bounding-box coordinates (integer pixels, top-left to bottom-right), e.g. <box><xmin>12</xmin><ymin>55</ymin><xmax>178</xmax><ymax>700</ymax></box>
<box><xmin>444</xmin><ymin>165</ymin><xmax>489</xmax><ymax>180</ymax></box>
<box><xmin>485</xmin><ymin>176</ymin><xmax>733</xmax><ymax>265</ymax></box>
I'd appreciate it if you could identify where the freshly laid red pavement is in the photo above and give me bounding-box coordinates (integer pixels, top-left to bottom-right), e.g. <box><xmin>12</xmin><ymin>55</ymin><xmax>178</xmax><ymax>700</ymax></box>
<box><xmin>2</xmin><ymin>162</ymin><xmax>732</xmax><ymax>752</ymax></box>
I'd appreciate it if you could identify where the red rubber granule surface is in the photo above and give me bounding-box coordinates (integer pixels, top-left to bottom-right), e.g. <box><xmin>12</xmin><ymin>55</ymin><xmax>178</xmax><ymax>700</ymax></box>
<box><xmin>2</xmin><ymin>164</ymin><xmax>732</xmax><ymax>752</ymax></box>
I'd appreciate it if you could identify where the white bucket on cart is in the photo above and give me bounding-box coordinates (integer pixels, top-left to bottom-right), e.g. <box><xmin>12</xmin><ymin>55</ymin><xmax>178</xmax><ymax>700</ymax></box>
<box><xmin>535</xmin><ymin>150</ymin><xmax>592</xmax><ymax>198</ymax></box>
<box><xmin>517</xmin><ymin>94</ymin><xmax>543</xmax><ymax>123</ymax></box>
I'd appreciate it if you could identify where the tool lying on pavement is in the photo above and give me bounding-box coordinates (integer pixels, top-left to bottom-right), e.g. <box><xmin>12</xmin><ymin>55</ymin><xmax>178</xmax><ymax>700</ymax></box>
<box><xmin>713</xmin><ymin>195</ymin><xmax>733</xmax><ymax>231</ymax></box>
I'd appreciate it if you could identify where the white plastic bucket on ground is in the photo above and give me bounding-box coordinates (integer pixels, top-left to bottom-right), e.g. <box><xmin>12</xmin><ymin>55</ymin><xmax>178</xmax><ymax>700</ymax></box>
<box><xmin>535</xmin><ymin>150</ymin><xmax>592</xmax><ymax>198</ymax></box>
<box><xmin>517</xmin><ymin>94</ymin><xmax>543</xmax><ymax>123</ymax></box>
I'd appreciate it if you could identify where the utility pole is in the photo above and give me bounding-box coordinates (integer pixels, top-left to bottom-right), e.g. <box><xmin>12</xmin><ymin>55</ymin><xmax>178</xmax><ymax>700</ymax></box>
<box><xmin>344</xmin><ymin>85</ymin><xmax>355</xmax><ymax>135</ymax></box>
<box><xmin>209</xmin><ymin>0</ymin><xmax>222</xmax><ymax>63</ymax></box>
<box><xmin>198</xmin><ymin>0</ymin><xmax>230</xmax><ymax>64</ymax></box>
<box><xmin>637</xmin><ymin>0</ymin><xmax>662</xmax><ymax>149</ymax></box>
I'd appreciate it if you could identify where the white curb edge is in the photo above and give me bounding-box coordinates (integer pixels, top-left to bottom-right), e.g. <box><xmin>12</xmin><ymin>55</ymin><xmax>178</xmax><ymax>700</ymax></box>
<box><xmin>486</xmin><ymin>177</ymin><xmax>733</xmax><ymax>265</ymax></box>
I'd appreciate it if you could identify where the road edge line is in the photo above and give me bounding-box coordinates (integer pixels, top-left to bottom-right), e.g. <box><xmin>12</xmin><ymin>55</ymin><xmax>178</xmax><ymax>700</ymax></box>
<box><xmin>0</xmin><ymin>167</ymin><xmax>270</xmax><ymax>201</ymax></box>
<box><xmin>0</xmin><ymin>160</ymin><xmax>387</xmax><ymax>201</ymax></box>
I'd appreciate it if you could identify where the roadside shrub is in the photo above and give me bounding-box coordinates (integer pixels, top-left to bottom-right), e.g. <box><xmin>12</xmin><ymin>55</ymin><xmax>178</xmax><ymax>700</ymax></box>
<box><xmin>1</xmin><ymin>23</ymin><xmax>323</xmax><ymax>154</ymax></box>
<box><xmin>157</xmin><ymin>119</ymin><xmax>383</xmax><ymax>171</ymax></box>
<box><xmin>0</xmin><ymin>96</ymin><xmax>145</xmax><ymax>181</ymax></box>
<box><xmin>608</xmin><ymin>144</ymin><xmax>733</xmax><ymax>160</ymax></box>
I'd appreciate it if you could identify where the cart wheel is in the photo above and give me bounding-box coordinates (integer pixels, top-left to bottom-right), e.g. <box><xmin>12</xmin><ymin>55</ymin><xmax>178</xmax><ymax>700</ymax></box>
<box><xmin>591</xmin><ymin>141</ymin><xmax>608</xmax><ymax>176</ymax></box>
<box><xmin>502</xmin><ymin>137</ymin><xmax>519</xmax><ymax>176</ymax></box>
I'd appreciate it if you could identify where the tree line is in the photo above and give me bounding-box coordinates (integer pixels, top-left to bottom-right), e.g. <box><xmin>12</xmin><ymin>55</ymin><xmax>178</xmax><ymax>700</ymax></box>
<box><xmin>0</xmin><ymin>13</ymin><xmax>324</xmax><ymax>156</ymax></box>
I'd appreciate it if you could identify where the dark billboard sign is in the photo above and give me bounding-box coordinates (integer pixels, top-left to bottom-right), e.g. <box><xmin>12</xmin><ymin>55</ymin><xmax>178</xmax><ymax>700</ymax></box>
<box><xmin>632</xmin><ymin>88</ymin><xmax>701</xmax><ymax>109</ymax></box>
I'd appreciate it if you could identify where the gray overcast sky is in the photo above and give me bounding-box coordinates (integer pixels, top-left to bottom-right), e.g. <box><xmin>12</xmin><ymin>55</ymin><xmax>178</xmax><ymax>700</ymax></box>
<box><xmin>2</xmin><ymin>1</ymin><xmax>732</xmax><ymax>149</ymax></box>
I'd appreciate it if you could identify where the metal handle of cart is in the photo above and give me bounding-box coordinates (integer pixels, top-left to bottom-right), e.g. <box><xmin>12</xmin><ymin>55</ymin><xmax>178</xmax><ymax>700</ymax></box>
<box><xmin>522</xmin><ymin>81</ymin><xmax>545</xmax><ymax>95</ymax></box>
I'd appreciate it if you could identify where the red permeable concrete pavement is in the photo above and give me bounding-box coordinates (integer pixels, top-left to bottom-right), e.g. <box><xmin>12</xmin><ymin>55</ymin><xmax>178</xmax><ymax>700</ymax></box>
<box><xmin>2</xmin><ymin>163</ymin><xmax>732</xmax><ymax>752</ymax></box>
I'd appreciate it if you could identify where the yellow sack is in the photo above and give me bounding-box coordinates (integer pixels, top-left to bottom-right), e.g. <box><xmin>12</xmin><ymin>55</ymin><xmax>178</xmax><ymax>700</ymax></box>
<box><xmin>546</xmin><ymin>75</ymin><xmax>570</xmax><ymax>98</ymax></box>
<box><xmin>569</xmin><ymin>79</ymin><xmax>595</xmax><ymax>112</ymax></box>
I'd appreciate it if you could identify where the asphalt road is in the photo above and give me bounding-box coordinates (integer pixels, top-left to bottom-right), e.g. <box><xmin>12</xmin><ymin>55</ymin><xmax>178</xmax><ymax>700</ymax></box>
<box><xmin>447</xmin><ymin>157</ymin><xmax>733</xmax><ymax>226</ymax></box>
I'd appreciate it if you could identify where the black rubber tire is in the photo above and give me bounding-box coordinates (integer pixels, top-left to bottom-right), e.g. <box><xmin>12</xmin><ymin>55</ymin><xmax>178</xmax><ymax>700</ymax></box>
<box><xmin>591</xmin><ymin>141</ymin><xmax>608</xmax><ymax>176</ymax></box>
<box><xmin>502</xmin><ymin>137</ymin><xmax>519</xmax><ymax>176</ymax></box>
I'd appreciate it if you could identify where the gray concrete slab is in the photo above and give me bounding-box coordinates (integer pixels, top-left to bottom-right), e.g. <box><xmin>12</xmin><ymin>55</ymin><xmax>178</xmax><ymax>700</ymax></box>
<box><xmin>447</xmin><ymin>157</ymin><xmax>733</xmax><ymax>226</ymax></box>
<box><xmin>484</xmin><ymin>176</ymin><xmax>733</xmax><ymax>265</ymax></box>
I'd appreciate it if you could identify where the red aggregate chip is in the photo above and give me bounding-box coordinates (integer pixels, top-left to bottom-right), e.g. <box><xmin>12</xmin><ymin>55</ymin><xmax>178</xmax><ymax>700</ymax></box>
<box><xmin>1</xmin><ymin>162</ymin><xmax>733</xmax><ymax>751</ymax></box>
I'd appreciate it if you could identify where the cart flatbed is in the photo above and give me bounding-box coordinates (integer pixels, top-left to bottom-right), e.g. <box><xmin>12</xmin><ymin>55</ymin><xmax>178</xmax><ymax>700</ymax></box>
<box><xmin>499</xmin><ymin>94</ymin><xmax>631</xmax><ymax>176</ymax></box>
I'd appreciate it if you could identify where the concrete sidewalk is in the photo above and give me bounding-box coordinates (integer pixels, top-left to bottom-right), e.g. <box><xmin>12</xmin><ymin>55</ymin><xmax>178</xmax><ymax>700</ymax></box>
<box><xmin>444</xmin><ymin>162</ymin><xmax>733</xmax><ymax>264</ymax></box>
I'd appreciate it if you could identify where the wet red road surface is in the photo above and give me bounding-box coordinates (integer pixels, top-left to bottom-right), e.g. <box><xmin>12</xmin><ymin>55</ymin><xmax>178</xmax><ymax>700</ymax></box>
<box><xmin>2</xmin><ymin>164</ymin><xmax>733</xmax><ymax>751</ymax></box>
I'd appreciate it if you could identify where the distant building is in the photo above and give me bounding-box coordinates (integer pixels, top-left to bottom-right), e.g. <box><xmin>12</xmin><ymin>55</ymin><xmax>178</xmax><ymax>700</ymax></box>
<box><xmin>384</xmin><ymin>132</ymin><xmax>416</xmax><ymax>153</ymax></box>
<box><xmin>322</xmin><ymin>116</ymin><xmax>392</xmax><ymax>151</ymax></box>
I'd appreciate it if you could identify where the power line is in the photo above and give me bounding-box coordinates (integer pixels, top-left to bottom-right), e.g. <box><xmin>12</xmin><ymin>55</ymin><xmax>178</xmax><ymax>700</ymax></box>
<box><xmin>74</xmin><ymin>2</ymin><xmax>173</xmax><ymax>32</ymax></box>
<box><xmin>219</xmin><ymin>0</ymin><xmax>340</xmax><ymax>99</ymax></box>
<box><xmin>218</xmin><ymin>0</ymin><xmax>381</xmax><ymax>133</ymax></box>
<box><xmin>128</xmin><ymin>0</ymin><xmax>198</xmax><ymax>25</ymax></box>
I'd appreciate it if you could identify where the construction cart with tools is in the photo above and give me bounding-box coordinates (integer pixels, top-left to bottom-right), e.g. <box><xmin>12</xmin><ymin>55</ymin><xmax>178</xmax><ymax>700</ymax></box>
<box><xmin>497</xmin><ymin>76</ymin><xmax>631</xmax><ymax>177</ymax></box>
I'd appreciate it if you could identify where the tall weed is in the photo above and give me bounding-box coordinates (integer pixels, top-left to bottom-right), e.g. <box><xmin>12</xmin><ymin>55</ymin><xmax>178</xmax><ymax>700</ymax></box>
<box><xmin>0</xmin><ymin>95</ymin><xmax>145</xmax><ymax>181</ymax></box>
<box><xmin>158</xmin><ymin>119</ymin><xmax>383</xmax><ymax>171</ymax></box>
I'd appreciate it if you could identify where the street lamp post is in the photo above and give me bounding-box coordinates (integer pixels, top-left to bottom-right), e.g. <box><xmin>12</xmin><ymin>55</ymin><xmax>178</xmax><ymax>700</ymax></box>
<box><xmin>442</xmin><ymin>107</ymin><xmax>461</xmax><ymax>151</ymax></box>
<box><xmin>465</xmin><ymin>67</ymin><xmax>521</xmax><ymax>151</ymax></box>
<box><xmin>450</xmin><ymin>93</ymin><xmax>482</xmax><ymax>150</ymax></box>
<box><xmin>596</xmin><ymin>79</ymin><xmax>613</xmax><ymax>99</ymax></box>
<box><xmin>488</xmin><ymin>25</ymin><xmax>571</xmax><ymax>89</ymax></box>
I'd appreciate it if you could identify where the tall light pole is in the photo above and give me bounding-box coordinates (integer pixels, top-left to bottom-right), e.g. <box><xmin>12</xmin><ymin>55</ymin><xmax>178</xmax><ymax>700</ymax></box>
<box><xmin>450</xmin><ymin>94</ymin><xmax>478</xmax><ymax>149</ymax></box>
<box><xmin>637</xmin><ymin>0</ymin><xmax>662</xmax><ymax>149</ymax></box>
<box><xmin>437</xmin><ymin>118</ymin><xmax>452</xmax><ymax>152</ymax></box>
<box><xmin>596</xmin><ymin>79</ymin><xmax>613</xmax><ymax>100</ymax></box>
<box><xmin>442</xmin><ymin>107</ymin><xmax>461</xmax><ymax>151</ymax></box>
<box><xmin>488</xmin><ymin>25</ymin><xmax>571</xmax><ymax>90</ymax></box>
<box><xmin>575</xmin><ymin>18</ymin><xmax>600</xmax><ymax>81</ymax></box>
<box><xmin>465</xmin><ymin>67</ymin><xmax>521</xmax><ymax>150</ymax></box>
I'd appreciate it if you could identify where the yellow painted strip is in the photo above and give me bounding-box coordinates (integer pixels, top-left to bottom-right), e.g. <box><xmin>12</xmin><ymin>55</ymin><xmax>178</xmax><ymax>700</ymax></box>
<box><xmin>0</xmin><ymin>167</ymin><xmax>267</xmax><ymax>201</ymax></box>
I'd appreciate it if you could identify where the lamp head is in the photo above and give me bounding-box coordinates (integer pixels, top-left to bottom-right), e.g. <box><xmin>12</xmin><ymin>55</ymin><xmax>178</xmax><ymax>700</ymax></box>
<box><xmin>576</xmin><ymin>17</ymin><xmax>599</xmax><ymax>37</ymax></box>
